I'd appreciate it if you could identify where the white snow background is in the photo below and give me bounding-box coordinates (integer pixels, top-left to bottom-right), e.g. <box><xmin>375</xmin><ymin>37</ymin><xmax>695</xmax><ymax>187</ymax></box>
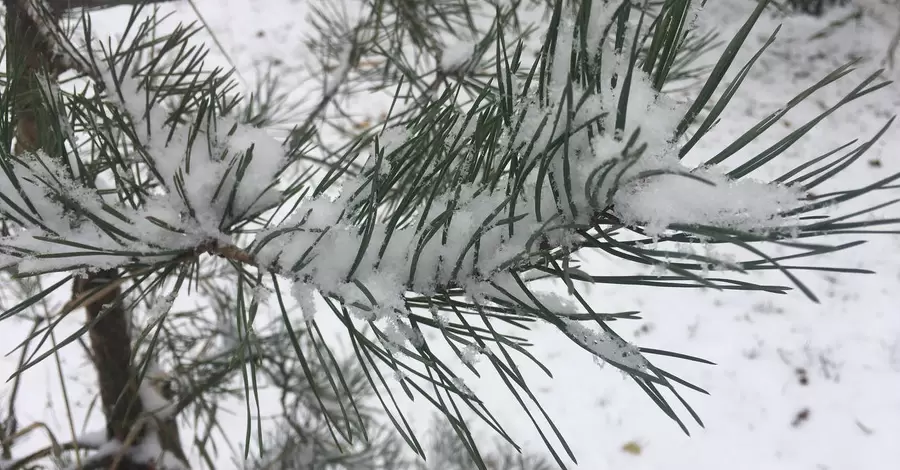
<box><xmin>2</xmin><ymin>0</ymin><xmax>899</xmax><ymax>469</ymax></box>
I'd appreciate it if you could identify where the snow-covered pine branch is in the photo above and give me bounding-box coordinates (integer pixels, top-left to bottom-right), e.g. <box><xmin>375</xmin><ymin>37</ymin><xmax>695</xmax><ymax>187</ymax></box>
<box><xmin>1</xmin><ymin>2</ymin><xmax>806</xmax><ymax>371</ymax></box>
<box><xmin>1</xmin><ymin>2</ymin><xmax>897</xmax><ymax>466</ymax></box>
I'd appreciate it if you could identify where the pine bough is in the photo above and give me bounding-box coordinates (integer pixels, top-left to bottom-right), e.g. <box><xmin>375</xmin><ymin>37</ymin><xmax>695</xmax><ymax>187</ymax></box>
<box><xmin>0</xmin><ymin>0</ymin><xmax>897</xmax><ymax>468</ymax></box>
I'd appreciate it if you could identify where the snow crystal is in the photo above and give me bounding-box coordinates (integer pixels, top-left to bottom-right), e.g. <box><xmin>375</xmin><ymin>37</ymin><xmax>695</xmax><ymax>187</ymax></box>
<box><xmin>439</xmin><ymin>40</ymin><xmax>477</xmax><ymax>74</ymax></box>
<box><xmin>460</xmin><ymin>344</ymin><xmax>483</xmax><ymax>366</ymax></box>
<box><xmin>381</xmin><ymin>317</ymin><xmax>425</xmax><ymax>353</ymax></box>
<box><xmin>290</xmin><ymin>281</ymin><xmax>318</xmax><ymax>321</ymax></box>
<box><xmin>563</xmin><ymin>319</ymin><xmax>646</xmax><ymax>371</ymax></box>
<box><xmin>450</xmin><ymin>376</ymin><xmax>474</xmax><ymax>397</ymax></box>
<box><xmin>431</xmin><ymin>307</ymin><xmax>450</xmax><ymax>328</ymax></box>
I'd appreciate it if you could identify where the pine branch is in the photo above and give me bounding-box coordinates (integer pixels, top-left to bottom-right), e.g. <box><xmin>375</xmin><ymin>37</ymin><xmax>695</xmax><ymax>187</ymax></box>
<box><xmin>0</xmin><ymin>1</ymin><xmax>897</xmax><ymax>468</ymax></box>
<box><xmin>4</xmin><ymin>0</ymin><xmax>67</xmax><ymax>154</ymax></box>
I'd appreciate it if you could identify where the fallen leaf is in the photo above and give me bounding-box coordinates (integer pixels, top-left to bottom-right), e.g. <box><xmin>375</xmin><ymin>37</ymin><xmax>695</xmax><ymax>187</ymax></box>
<box><xmin>622</xmin><ymin>441</ymin><xmax>642</xmax><ymax>455</ymax></box>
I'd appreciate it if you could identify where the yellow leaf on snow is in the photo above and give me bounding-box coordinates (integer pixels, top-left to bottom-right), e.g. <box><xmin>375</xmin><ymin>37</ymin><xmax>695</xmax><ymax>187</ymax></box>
<box><xmin>622</xmin><ymin>441</ymin><xmax>642</xmax><ymax>455</ymax></box>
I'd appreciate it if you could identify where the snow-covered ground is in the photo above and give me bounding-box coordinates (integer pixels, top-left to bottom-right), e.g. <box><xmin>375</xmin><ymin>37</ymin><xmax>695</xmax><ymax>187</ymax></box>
<box><xmin>2</xmin><ymin>1</ymin><xmax>899</xmax><ymax>469</ymax></box>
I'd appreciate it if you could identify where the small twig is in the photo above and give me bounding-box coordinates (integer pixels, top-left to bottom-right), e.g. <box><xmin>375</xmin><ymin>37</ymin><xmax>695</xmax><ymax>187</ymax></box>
<box><xmin>1</xmin><ymin>439</ymin><xmax>101</xmax><ymax>470</ymax></box>
<box><xmin>208</xmin><ymin>242</ymin><xmax>257</xmax><ymax>266</ymax></box>
<box><xmin>0</xmin><ymin>421</ymin><xmax>66</xmax><ymax>458</ymax></box>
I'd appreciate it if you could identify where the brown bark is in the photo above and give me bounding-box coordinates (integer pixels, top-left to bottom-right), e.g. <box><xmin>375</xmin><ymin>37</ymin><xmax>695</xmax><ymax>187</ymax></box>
<box><xmin>73</xmin><ymin>273</ymin><xmax>146</xmax><ymax>443</ymax></box>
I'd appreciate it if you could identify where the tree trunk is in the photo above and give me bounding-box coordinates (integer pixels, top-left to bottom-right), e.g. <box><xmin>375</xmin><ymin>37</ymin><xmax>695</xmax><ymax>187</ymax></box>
<box><xmin>4</xmin><ymin>1</ymin><xmax>187</xmax><ymax>468</ymax></box>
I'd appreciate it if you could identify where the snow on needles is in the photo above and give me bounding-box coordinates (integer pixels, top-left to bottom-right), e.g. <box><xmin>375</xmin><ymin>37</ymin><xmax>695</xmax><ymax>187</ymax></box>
<box><xmin>439</xmin><ymin>40</ymin><xmax>478</xmax><ymax>74</ymax></box>
<box><xmin>0</xmin><ymin>67</ymin><xmax>289</xmax><ymax>273</ymax></box>
<box><xmin>98</xmin><ymin>66</ymin><xmax>288</xmax><ymax>230</ymax></box>
<box><xmin>247</xmin><ymin>5</ymin><xmax>803</xmax><ymax>361</ymax></box>
<box><xmin>614</xmin><ymin>169</ymin><xmax>802</xmax><ymax>237</ymax></box>
<box><xmin>0</xmin><ymin>3</ymin><xmax>802</xmax><ymax>368</ymax></box>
